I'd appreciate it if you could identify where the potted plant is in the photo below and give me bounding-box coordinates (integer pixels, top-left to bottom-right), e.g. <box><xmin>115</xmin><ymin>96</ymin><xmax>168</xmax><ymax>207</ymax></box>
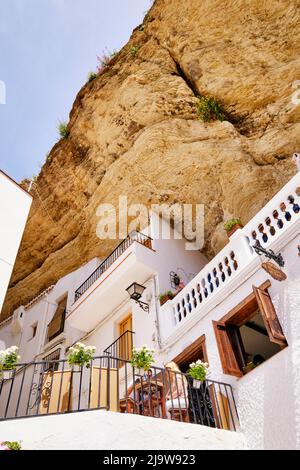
<box><xmin>131</xmin><ymin>345</ymin><xmax>155</xmax><ymax>376</ymax></box>
<box><xmin>187</xmin><ymin>360</ymin><xmax>209</xmax><ymax>389</ymax></box>
<box><xmin>224</xmin><ymin>218</ymin><xmax>243</xmax><ymax>238</ymax></box>
<box><xmin>67</xmin><ymin>342</ymin><xmax>96</xmax><ymax>370</ymax></box>
<box><xmin>159</xmin><ymin>291</ymin><xmax>175</xmax><ymax>306</ymax></box>
<box><xmin>0</xmin><ymin>346</ymin><xmax>20</xmax><ymax>380</ymax></box>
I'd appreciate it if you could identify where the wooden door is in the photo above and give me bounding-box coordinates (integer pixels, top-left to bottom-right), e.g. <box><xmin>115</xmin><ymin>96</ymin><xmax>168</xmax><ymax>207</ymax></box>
<box><xmin>119</xmin><ymin>314</ymin><xmax>132</xmax><ymax>361</ymax></box>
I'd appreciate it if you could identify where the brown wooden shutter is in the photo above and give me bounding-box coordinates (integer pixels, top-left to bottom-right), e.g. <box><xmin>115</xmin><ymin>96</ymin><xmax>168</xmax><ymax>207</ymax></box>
<box><xmin>213</xmin><ymin>321</ymin><xmax>243</xmax><ymax>377</ymax></box>
<box><xmin>253</xmin><ymin>286</ymin><xmax>287</xmax><ymax>347</ymax></box>
<box><xmin>48</xmin><ymin>297</ymin><xmax>67</xmax><ymax>341</ymax></box>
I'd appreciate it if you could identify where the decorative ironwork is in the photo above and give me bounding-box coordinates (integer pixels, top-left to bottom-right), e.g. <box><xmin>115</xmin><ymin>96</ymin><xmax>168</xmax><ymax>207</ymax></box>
<box><xmin>252</xmin><ymin>240</ymin><xmax>285</xmax><ymax>267</ymax></box>
<box><xmin>0</xmin><ymin>355</ymin><xmax>239</xmax><ymax>432</ymax></box>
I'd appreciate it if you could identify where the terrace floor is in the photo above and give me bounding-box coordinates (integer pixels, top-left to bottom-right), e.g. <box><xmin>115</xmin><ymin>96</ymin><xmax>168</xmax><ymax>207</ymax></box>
<box><xmin>0</xmin><ymin>409</ymin><xmax>248</xmax><ymax>450</ymax></box>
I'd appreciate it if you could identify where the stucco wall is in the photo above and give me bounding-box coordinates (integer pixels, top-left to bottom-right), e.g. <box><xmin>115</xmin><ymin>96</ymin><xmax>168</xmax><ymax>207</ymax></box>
<box><xmin>0</xmin><ymin>409</ymin><xmax>247</xmax><ymax>450</ymax></box>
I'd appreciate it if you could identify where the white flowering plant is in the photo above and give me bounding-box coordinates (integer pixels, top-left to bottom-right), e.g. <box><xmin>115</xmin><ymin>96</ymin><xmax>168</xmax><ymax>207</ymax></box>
<box><xmin>187</xmin><ymin>360</ymin><xmax>209</xmax><ymax>382</ymax></box>
<box><xmin>67</xmin><ymin>342</ymin><xmax>96</xmax><ymax>368</ymax></box>
<box><xmin>0</xmin><ymin>346</ymin><xmax>20</xmax><ymax>372</ymax></box>
<box><xmin>131</xmin><ymin>345</ymin><xmax>155</xmax><ymax>371</ymax></box>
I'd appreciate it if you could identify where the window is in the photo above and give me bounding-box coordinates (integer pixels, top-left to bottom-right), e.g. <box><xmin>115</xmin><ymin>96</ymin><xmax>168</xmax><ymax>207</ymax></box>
<box><xmin>43</xmin><ymin>349</ymin><xmax>61</xmax><ymax>372</ymax></box>
<box><xmin>28</xmin><ymin>322</ymin><xmax>38</xmax><ymax>341</ymax></box>
<box><xmin>213</xmin><ymin>281</ymin><xmax>287</xmax><ymax>377</ymax></box>
<box><xmin>172</xmin><ymin>335</ymin><xmax>208</xmax><ymax>373</ymax></box>
<box><xmin>47</xmin><ymin>296</ymin><xmax>67</xmax><ymax>343</ymax></box>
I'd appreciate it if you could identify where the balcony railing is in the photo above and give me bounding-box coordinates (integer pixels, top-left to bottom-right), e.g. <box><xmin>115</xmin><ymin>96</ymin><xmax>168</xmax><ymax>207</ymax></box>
<box><xmin>0</xmin><ymin>356</ymin><xmax>239</xmax><ymax>431</ymax></box>
<box><xmin>74</xmin><ymin>231</ymin><xmax>152</xmax><ymax>302</ymax></box>
<box><xmin>104</xmin><ymin>330</ymin><xmax>135</xmax><ymax>368</ymax></box>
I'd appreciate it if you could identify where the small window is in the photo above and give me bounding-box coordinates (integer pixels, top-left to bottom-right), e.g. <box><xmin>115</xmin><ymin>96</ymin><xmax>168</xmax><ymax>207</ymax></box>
<box><xmin>47</xmin><ymin>296</ymin><xmax>67</xmax><ymax>343</ymax></box>
<box><xmin>213</xmin><ymin>282</ymin><xmax>287</xmax><ymax>377</ymax></box>
<box><xmin>43</xmin><ymin>349</ymin><xmax>61</xmax><ymax>372</ymax></box>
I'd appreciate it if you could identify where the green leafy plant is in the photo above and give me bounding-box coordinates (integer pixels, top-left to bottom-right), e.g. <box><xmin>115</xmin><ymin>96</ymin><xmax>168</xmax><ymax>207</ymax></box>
<box><xmin>58</xmin><ymin>121</ymin><xmax>69</xmax><ymax>139</ymax></box>
<box><xmin>224</xmin><ymin>218</ymin><xmax>242</xmax><ymax>233</ymax></box>
<box><xmin>130</xmin><ymin>45</ymin><xmax>140</xmax><ymax>57</ymax></box>
<box><xmin>1</xmin><ymin>441</ymin><xmax>22</xmax><ymax>450</ymax></box>
<box><xmin>67</xmin><ymin>342</ymin><xmax>96</xmax><ymax>368</ymax></box>
<box><xmin>131</xmin><ymin>345</ymin><xmax>155</xmax><ymax>371</ymax></box>
<box><xmin>87</xmin><ymin>71</ymin><xmax>98</xmax><ymax>82</ymax></box>
<box><xmin>196</xmin><ymin>95</ymin><xmax>226</xmax><ymax>122</ymax></box>
<box><xmin>187</xmin><ymin>360</ymin><xmax>209</xmax><ymax>382</ymax></box>
<box><xmin>0</xmin><ymin>346</ymin><xmax>20</xmax><ymax>372</ymax></box>
<box><xmin>159</xmin><ymin>291</ymin><xmax>175</xmax><ymax>305</ymax></box>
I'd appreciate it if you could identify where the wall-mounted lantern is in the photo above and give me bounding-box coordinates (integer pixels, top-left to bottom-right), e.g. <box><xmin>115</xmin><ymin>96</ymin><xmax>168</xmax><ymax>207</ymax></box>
<box><xmin>126</xmin><ymin>282</ymin><xmax>149</xmax><ymax>313</ymax></box>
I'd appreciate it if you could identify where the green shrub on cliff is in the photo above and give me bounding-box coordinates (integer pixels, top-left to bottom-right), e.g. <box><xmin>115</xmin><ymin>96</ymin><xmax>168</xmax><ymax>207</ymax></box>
<box><xmin>196</xmin><ymin>96</ymin><xmax>226</xmax><ymax>122</ymax></box>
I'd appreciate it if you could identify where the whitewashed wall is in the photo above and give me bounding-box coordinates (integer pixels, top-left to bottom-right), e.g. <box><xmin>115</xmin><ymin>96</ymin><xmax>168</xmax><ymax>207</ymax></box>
<box><xmin>157</xmin><ymin>234</ymin><xmax>300</xmax><ymax>449</ymax></box>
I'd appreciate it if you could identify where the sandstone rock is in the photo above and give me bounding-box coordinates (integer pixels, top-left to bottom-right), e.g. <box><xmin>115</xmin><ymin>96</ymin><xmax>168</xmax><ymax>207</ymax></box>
<box><xmin>2</xmin><ymin>0</ymin><xmax>299</xmax><ymax>319</ymax></box>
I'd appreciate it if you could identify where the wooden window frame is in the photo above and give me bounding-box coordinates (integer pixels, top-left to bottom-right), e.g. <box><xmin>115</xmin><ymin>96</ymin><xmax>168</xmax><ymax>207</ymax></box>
<box><xmin>214</xmin><ymin>279</ymin><xmax>287</xmax><ymax>377</ymax></box>
<box><xmin>48</xmin><ymin>296</ymin><xmax>67</xmax><ymax>343</ymax></box>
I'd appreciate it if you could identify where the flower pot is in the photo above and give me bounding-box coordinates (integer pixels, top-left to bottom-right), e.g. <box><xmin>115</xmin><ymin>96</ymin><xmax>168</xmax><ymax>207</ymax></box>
<box><xmin>227</xmin><ymin>224</ymin><xmax>243</xmax><ymax>238</ymax></box>
<box><xmin>72</xmin><ymin>364</ymin><xmax>84</xmax><ymax>372</ymax></box>
<box><xmin>160</xmin><ymin>296</ymin><xmax>170</xmax><ymax>306</ymax></box>
<box><xmin>193</xmin><ymin>379</ymin><xmax>203</xmax><ymax>389</ymax></box>
<box><xmin>2</xmin><ymin>370</ymin><xmax>14</xmax><ymax>380</ymax></box>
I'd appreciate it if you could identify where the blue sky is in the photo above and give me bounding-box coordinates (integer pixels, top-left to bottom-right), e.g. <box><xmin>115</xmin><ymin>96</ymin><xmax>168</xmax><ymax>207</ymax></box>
<box><xmin>0</xmin><ymin>0</ymin><xmax>151</xmax><ymax>181</ymax></box>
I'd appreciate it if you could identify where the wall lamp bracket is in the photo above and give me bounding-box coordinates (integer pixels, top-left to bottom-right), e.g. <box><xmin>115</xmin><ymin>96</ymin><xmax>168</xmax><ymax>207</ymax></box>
<box><xmin>252</xmin><ymin>240</ymin><xmax>285</xmax><ymax>267</ymax></box>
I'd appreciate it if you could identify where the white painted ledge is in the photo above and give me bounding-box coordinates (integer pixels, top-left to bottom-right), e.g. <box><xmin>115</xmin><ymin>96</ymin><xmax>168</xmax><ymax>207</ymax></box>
<box><xmin>0</xmin><ymin>410</ymin><xmax>248</xmax><ymax>450</ymax></box>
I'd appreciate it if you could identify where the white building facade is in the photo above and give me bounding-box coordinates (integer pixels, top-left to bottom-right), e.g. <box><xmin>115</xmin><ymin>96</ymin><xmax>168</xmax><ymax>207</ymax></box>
<box><xmin>0</xmin><ymin>172</ymin><xmax>299</xmax><ymax>450</ymax></box>
<box><xmin>0</xmin><ymin>170</ymin><xmax>32</xmax><ymax>315</ymax></box>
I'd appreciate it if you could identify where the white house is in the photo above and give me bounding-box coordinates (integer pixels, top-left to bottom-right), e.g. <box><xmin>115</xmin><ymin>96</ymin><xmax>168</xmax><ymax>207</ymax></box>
<box><xmin>0</xmin><ymin>171</ymin><xmax>299</xmax><ymax>450</ymax></box>
<box><xmin>0</xmin><ymin>170</ymin><xmax>32</xmax><ymax>315</ymax></box>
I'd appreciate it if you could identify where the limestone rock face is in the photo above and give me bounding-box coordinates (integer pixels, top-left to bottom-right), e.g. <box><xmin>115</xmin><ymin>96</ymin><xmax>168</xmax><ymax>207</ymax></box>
<box><xmin>2</xmin><ymin>0</ymin><xmax>300</xmax><ymax>319</ymax></box>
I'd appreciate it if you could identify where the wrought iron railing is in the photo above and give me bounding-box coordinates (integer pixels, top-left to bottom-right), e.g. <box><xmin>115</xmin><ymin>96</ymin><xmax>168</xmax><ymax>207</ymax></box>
<box><xmin>74</xmin><ymin>231</ymin><xmax>152</xmax><ymax>302</ymax></box>
<box><xmin>104</xmin><ymin>331</ymin><xmax>135</xmax><ymax>367</ymax></box>
<box><xmin>0</xmin><ymin>356</ymin><xmax>239</xmax><ymax>431</ymax></box>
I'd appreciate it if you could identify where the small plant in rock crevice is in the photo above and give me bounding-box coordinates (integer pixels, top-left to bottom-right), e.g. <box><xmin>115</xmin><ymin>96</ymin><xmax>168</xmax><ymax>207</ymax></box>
<box><xmin>96</xmin><ymin>50</ymin><xmax>118</xmax><ymax>74</ymax></box>
<box><xmin>130</xmin><ymin>45</ymin><xmax>140</xmax><ymax>58</ymax></box>
<box><xmin>196</xmin><ymin>95</ymin><xmax>227</xmax><ymax>122</ymax></box>
<box><xmin>87</xmin><ymin>71</ymin><xmax>98</xmax><ymax>82</ymax></box>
